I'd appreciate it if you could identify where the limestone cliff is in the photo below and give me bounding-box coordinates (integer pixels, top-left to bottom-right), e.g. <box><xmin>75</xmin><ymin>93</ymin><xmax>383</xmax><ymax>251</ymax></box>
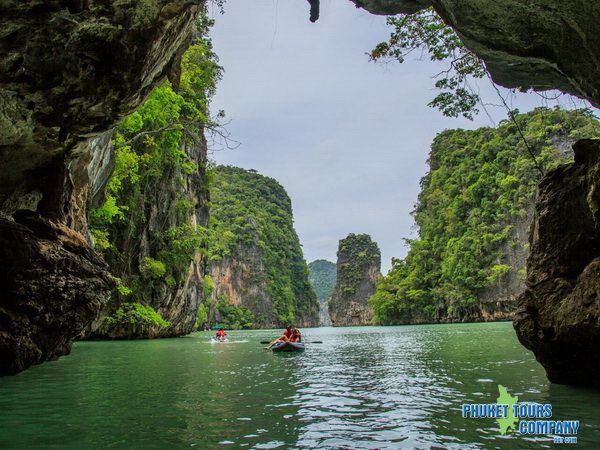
<box><xmin>474</xmin><ymin>206</ymin><xmax>532</xmax><ymax>322</ymax></box>
<box><xmin>329</xmin><ymin>234</ymin><xmax>381</xmax><ymax>326</ymax></box>
<box><xmin>0</xmin><ymin>1</ymin><xmax>202</xmax><ymax>373</ymax></box>
<box><xmin>0</xmin><ymin>1</ymin><xmax>201</xmax><ymax>222</ymax></box>
<box><xmin>514</xmin><ymin>139</ymin><xmax>600</xmax><ymax>387</ymax></box>
<box><xmin>84</xmin><ymin>135</ymin><xmax>209</xmax><ymax>339</ymax></box>
<box><xmin>0</xmin><ymin>0</ymin><xmax>200</xmax><ymax>374</ymax></box>
<box><xmin>78</xmin><ymin>13</ymin><xmax>219</xmax><ymax>339</ymax></box>
<box><xmin>370</xmin><ymin>109</ymin><xmax>599</xmax><ymax>326</ymax></box>
<box><xmin>308</xmin><ymin>260</ymin><xmax>337</xmax><ymax>326</ymax></box>
<box><xmin>206</xmin><ymin>166</ymin><xmax>319</xmax><ymax>329</ymax></box>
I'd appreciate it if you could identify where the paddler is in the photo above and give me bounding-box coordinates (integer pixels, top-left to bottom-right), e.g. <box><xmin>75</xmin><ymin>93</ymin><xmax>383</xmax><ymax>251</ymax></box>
<box><xmin>267</xmin><ymin>325</ymin><xmax>294</xmax><ymax>348</ymax></box>
<box><xmin>215</xmin><ymin>328</ymin><xmax>228</xmax><ymax>341</ymax></box>
<box><xmin>290</xmin><ymin>328</ymin><xmax>302</xmax><ymax>343</ymax></box>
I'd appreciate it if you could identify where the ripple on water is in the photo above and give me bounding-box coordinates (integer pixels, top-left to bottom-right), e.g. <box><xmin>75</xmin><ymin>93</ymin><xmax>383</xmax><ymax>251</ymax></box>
<box><xmin>0</xmin><ymin>324</ymin><xmax>599</xmax><ymax>449</ymax></box>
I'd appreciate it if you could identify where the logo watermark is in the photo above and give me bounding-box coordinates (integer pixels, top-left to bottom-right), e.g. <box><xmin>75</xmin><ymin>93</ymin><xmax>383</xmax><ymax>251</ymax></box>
<box><xmin>461</xmin><ymin>385</ymin><xmax>579</xmax><ymax>444</ymax></box>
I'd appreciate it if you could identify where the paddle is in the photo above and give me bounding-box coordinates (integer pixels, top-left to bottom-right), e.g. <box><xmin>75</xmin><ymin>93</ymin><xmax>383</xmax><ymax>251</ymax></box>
<box><xmin>260</xmin><ymin>341</ymin><xmax>323</xmax><ymax>344</ymax></box>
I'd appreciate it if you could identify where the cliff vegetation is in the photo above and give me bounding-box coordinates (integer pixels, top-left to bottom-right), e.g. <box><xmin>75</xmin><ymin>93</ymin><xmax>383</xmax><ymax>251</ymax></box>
<box><xmin>371</xmin><ymin>108</ymin><xmax>600</xmax><ymax>324</ymax></box>
<box><xmin>87</xmin><ymin>13</ymin><xmax>222</xmax><ymax>337</ymax></box>
<box><xmin>205</xmin><ymin>166</ymin><xmax>319</xmax><ymax>329</ymax></box>
<box><xmin>329</xmin><ymin>234</ymin><xmax>381</xmax><ymax>326</ymax></box>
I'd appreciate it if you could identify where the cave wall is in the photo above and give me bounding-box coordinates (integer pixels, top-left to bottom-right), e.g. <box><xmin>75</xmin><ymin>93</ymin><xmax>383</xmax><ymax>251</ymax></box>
<box><xmin>352</xmin><ymin>0</ymin><xmax>600</xmax><ymax>108</ymax></box>
<box><xmin>0</xmin><ymin>0</ymin><xmax>203</xmax><ymax>374</ymax></box>
<box><xmin>0</xmin><ymin>211</ymin><xmax>114</xmax><ymax>375</ymax></box>
<box><xmin>0</xmin><ymin>1</ymin><xmax>201</xmax><ymax>223</ymax></box>
<box><xmin>514</xmin><ymin>139</ymin><xmax>600</xmax><ymax>386</ymax></box>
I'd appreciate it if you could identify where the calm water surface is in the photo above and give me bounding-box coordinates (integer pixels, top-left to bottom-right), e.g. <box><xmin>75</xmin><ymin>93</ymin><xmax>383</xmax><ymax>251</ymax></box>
<box><xmin>1</xmin><ymin>323</ymin><xmax>599</xmax><ymax>448</ymax></box>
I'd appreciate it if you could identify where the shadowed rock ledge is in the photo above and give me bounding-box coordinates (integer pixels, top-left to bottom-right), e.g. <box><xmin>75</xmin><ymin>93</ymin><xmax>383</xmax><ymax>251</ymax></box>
<box><xmin>514</xmin><ymin>139</ymin><xmax>600</xmax><ymax>386</ymax></box>
<box><xmin>351</xmin><ymin>0</ymin><xmax>600</xmax><ymax>108</ymax></box>
<box><xmin>0</xmin><ymin>212</ymin><xmax>113</xmax><ymax>375</ymax></box>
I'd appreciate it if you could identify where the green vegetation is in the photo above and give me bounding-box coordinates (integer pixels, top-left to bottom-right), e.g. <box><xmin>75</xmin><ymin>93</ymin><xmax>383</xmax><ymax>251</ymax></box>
<box><xmin>216</xmin><ymin>296</ymin><xmax>255</xmax><ymax>330</ymax></box>
<box><xmin>308</xmin><ymin>260</ymin><xmax>337</xmax><ymax>303</ymax></box>
<box><xmin>195</xmin><ymin>275</ymin><xmax>214</xmax><ymax>329</ymax></box>
<box><xmin>370</xmin><ymin>108</ymin><xmax>600</xmax><ymax>324</ymax></box>
<box><xmin>370</xmin><ymin>7</ymin><xmax>485</xmax><ymax>119</ymax></box>
<box><xmin>208</xmin><ymin>166</ymin><xmax>318</xmax><ymax>326</ymax></box>
<box><xmin>104</xmin><ymin>303</ymin><xmax>171</xmax><ymax>328</ymax></box>
<box><xmin>89</xmin><ymin>10</ymin><xmax>222</xmax><ymax>330</ymax></box>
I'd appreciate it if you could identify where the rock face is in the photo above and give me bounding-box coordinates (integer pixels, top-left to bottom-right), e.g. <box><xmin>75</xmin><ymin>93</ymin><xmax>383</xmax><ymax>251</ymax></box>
<box><xmin>329</xmin><ymin>234</ymin><xmax>381</xmax><ymax>326</ymax></box>
<box><xmin>209</xmin><ymin>241</ymin><xmax>319</xmax><ymax>328</ymax></box>
<box><xmin>209</xmin><ymin>242</ymin><xmax>272</xmax><ymax>326</ymax></box>
<box><xmin>0</xmin><ymin>0</ymin><xmax>201</xmax><ymax>372</ymax></box>
<box><xmin>351</xmin><ymin>0</ymin><xmax>600</xmax><ymax>108</ymax></box>
<box><xmin>474</xmin><ymin>207</ymin><xmax>532</xmax><ymax>322</ymax></box>
<box><xmin>85</xmin><ymin>135</ymin><xmax>210</xmax><ymax>339</ymax></box>
<box><xmin>472</xmin><ymin>135</ymin><xmax>575</xmax><ymax>322</ymax></box>
<box><xmin>0</xmin><ymin>1</ymin><xmax>201</xmax><ymax>219</ymax></box>
<box><xmin>514</xmin><ymin>139</ymin><xmax>600</xmax><ymax>386</ymax></box>
<box><xmin>308</xmin><ymin>259</ymin><xmax>337</xmax><ymax>326</ymax></box>
<box><xmin>0</xmin><ymin>212</ymin><xmax>113</xmax><ymax>375</ymax></box>
<box><xmin>207</xmin><ymin>167</ymin><xmax>319</xmax><ymax>329</ymax></box>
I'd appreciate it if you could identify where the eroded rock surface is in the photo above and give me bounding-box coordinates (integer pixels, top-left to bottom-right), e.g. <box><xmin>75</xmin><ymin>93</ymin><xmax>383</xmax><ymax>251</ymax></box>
<box><xmin>514</xmin><ymin>139</ymin><xmax>600</xmax><ymax>386</ymax></box>
<box><xmin>0</xmin><ymin>212</ymin><xmax>113</xmax><ymax>375</ymax></box>
<box><xmin>0</xmin><ymin>0</ymin><xmax>201</xmax><ymax>372</ymax></box>
<box><xmin>83</xmin><ymin>131</ymin><xmax>209</xmax><ymax>339</ymax></box>
<box><xmin>351</xmin><ymin>0</ymin><xmax>600</xmax><ymax>107</ymax></box>
<box><xmin>0</xmin><ymin>1</ymin><xmax>201</xmax><ymax>216</ymax></box>
<box><xmin>329</xmin><ymin>234</ymin><xmax>381</xmax><ymax>326</ymax></box>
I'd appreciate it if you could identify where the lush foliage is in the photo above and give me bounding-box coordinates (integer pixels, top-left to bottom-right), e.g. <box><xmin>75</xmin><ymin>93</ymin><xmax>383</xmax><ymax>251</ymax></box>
<box><xmin>308</xmin><ymin>260</ymin><xmax>337</xmax><ymax>303</ymax></box>
<box><xmin>104</xmin><ymin>303</ymin><xmax>171</xmax><ymax>328</ymax></box>
<box><xmin>89</xmin><ymin>11</ymin><xmax>222</xmax><ymax>326</ymax></box>
<box><xmin>208</xmin><ymin>166</ymin><xmax>318</xmax><ymax>326</ymax></box>
<box><xmin>371</xmin><ymin>108</ymin><xmax>600</xmax><ymax>324</ymax></box>
<box><xmin>195</xmin><ymin>275</ymin><xmax>214</xmax><ymax>329</ymax></box>
<box><xmin>216</xmin><ymin>296</ymin><xmax>255</xmax><ymax>330</ymax></box>
<box><xmin>370</xmin><ymin>7</ymin><xmax>485</xmax><ymax>119</ymax></box>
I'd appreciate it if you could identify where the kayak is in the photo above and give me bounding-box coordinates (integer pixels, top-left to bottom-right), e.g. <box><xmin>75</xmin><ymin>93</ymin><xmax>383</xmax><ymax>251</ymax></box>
<box><xmin>270</xmin><ymin>341</ymin><xmax>305</xmax><ymax>352</ymax></box>
<box><xmin>211</xmin><ymin>337</ymin><xmax>228</xmax><ymax>343</ymax></box>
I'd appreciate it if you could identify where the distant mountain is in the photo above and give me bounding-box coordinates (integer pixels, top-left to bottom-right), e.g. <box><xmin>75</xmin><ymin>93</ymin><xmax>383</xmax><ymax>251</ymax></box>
<box><xmin>308</xmin><ymin>259</ymin><xmax>336</xmax><ymax>326</ymax></box>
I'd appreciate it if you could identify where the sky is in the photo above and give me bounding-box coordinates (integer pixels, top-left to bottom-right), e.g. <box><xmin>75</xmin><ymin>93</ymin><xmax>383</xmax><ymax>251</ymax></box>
<box><xmin>208</xmin><ymin>0</ymin><xmax>589</xmax><ymax>273</ymax></box>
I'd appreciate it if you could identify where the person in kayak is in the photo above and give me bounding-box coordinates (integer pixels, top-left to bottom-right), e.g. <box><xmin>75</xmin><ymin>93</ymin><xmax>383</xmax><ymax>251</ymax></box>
<box><xmin>215</xmin><ymin>328</ymin><xmax>228</xmax><ymax>341</ymax></box>
<box><xmin>267</xmin><ymin>325</ymin><xmax>294</xmax><ymax>348</ymax></box>
<box><xmin>290</xmin><ymin>328</ymin><xmax>302</xmax><ymax>343</ymax></box>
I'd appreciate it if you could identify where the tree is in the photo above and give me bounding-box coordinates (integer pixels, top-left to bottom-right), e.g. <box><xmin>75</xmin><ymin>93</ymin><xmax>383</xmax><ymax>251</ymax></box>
<box><xmin>369</xmin><ymin>7</ymin><xmax>486</xmax><ymax>119</ymax></box>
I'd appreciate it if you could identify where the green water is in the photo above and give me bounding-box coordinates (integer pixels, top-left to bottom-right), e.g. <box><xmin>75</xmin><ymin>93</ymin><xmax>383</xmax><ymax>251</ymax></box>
<box><xmin>1</xmin><ymin>322</ymin><xmax>598</xmax><ymax>448</ymax></box>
